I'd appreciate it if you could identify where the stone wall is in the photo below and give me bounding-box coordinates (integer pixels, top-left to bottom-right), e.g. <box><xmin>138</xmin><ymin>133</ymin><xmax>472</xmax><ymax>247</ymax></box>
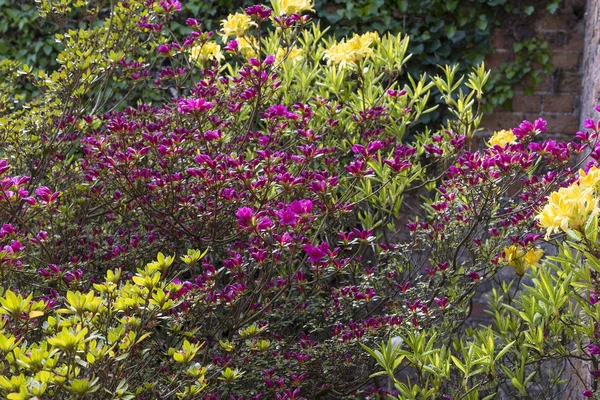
<box><xmin>581</xmin><ymin>0</ymin><xmax>600</xmax><ymax>123</ymax></box>
<box><xmin>481</xmin><ymin>0</ymin><xmax>586</xmax><ymax>138</ymax></box>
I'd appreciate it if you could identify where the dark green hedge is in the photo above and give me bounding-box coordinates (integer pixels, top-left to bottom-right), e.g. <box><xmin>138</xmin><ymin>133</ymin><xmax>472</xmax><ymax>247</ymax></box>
<box><xmin>0</xmin><ymin>0</ymin><xmax>559</xmax><ymax>110</ymax></box>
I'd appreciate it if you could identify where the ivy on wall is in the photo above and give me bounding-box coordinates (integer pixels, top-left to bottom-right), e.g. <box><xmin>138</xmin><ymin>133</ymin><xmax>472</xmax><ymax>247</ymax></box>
<box><xmin>0</xmin><ymin>0</ymin><xmax>561</xmax><ymax>111</ymax></box>
<box><xmin>312</xmin><ymin>0</ymin><xmax>560</xmax><ymax>113</ymax></box>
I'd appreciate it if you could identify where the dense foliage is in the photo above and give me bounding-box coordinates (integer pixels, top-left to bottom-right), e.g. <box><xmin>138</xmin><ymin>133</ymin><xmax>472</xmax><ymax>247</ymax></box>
<box><xmin>1</xmin><ymin>0</ymin><xmax>559</xmax><ymax>110</ymax></box>
<box><xmin>0</xmin><ymin>1</ymin><xmax>598</xmax><ymax>399</ymax></box>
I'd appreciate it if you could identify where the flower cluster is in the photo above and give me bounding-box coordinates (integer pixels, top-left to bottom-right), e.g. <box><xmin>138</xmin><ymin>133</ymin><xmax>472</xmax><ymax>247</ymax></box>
<box><xmin>487</xmin><ymin>129</ymin><xmax>517</xmax><ymax>148</ymax></box>
<box><xmin>272</xmin><ymin>0</ymin><xmax>314</xmax><ymax>15</ymax></box>
<box><xmin>502</xmin><ymin>244</ymin><xmax>543</xmax><ymax>277</ymax></box>
<box><xmin>324</xmin><ymin>31</ymin><xmax>380</xmax><ymax>67</ymax></box>
<box><xmin>537</xmin><ymin>166</ymin><xmax>600</xmax><ymax>238</ymax></box>
<box><xmin>221</xmin><ymin>13</ymin><xmax>255</xmax><ymax>39</ymax></box>
<box><xmin>189</xmin><ymin>41</ymin><xmax>224</xmax><ymax>64</ymax></box>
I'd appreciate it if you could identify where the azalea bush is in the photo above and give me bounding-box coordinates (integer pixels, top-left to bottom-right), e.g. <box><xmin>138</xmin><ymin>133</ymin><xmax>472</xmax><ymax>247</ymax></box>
<box><xmin>364</xmin><ymin>123</ymin><xmax>600</xmax><ymax>400</ymax></box>
<box><xmin>0</xmin><ymin>0</ymin><xmax>597</xmax><ymax>399</ymax></box>
<box><xmin>0</xmin><ymin>257</ymin><xmax>213</xmax><ymax>399</ymax></box>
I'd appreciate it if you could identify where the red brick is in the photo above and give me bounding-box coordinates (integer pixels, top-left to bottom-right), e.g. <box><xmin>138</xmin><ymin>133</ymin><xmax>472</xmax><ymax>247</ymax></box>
<box><xmin>552</xmin><ymin>51</ymin><xmax>582</xmax><ymax>70</ymax></box>
<box><xmin>512</xmin><ymin>93</ymin><xmax>542</xmax><ymax>113</ymax></box>
<box><xmin>524</xmin><ymin>72</ymin><xmax>553</xmax><ymax>93</ymax></box>
<box><xmin>535</xmin><ymin>13</ymin><xmax>571</xmax><ymax>31</ymax></box>
<box><xmin>485</xmin><ymin>50</ymin><xmax>511</xmax><ymax>72</ymax></box>
<box><xmin>481</xmin><ymin>112</ymin><xmax>527</xmax><ymax>132</ymax></box>
<box><xmin>558</xmin><ymin>71</ymin><xmax>582</xmax><ymax>93</ymax></box>
<box><xmin>545</xmin><ymin>31</ymin><xmax>585</xmax><ymax>51</ymax></box>
<box><xmin>539</xmin><ymin>113</ymin><xmax>580</xmax><ymax>134</ymax></box>
<box><xmin>467</xmin><ymin>136</ymin><xmax>479</xmax><ymax>152</ymax></box>
<box><xmin>492</xmin><ymin>29</ymin><xmax>514</xmax><ymax>50</ymax></box>
<box><xmin>543</xmin><ymin>94</ymin><xmax>576</xmax><ymax>113</ymax></box>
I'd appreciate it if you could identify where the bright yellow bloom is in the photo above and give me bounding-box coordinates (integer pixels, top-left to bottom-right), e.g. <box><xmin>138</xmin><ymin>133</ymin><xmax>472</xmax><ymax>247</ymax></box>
<box><xmin>579</xmin><ymin>166</ymin><xmax>600</xmax><ymax>193</ymax></box>
<box><xmin>537</xmin><ymin>182</ymin><xmax>599</xmax><ymax>238</ymax></box>
<box><xmin>189</xmin><ymin>42</ymin><xmax>224</xmax><ymax>64</ymax></box>
<box><xmin>275</xmin><ymin>46</ymin><xmax>303</xmax><ymax>64</ymax></box>
<box><xmin>221</xmin><ymin>13</ymin><xmax>254</xmax><ymax>40</ymax></box>
<box><xmin>272</xmin><ymin>0</ymin><xmax>314</xmax><ymax>15</ymax></box>
<box><xmin>487</xmin><ymin>129</ymin><xmax>517</xmax><ymax>148</ymax></box>
<box><xmin>503</xmin><ymin>245</ymin><xmax>543</xmax><ymax>277</ymax></box>
<box><xmin>237</xmin><ymin>36</ymin><xmax>258</xmax><ymax>59</ymax></box>
<box><xmin>323</xmin><ymin>32</ymin><xmax>379</xmax><ymax>67</ymax></box>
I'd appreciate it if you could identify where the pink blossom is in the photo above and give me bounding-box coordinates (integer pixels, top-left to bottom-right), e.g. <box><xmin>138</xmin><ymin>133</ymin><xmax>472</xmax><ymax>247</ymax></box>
<box><xmin>236</xmin><ymin>207</ymin><xmax>254</xmax><ymax>228</ymax></box>
<box><xmin>303</xmin><ymin>243</ymin><xmax>328</xmax><ymax>263</ymax></box>
<box><xmin>224</xmin><ymin>39</ymin><xmax>239</xmax><ymax>52</ymax></box>
<box><xmin>434</xmin><ymin>297</ymin><xmax>448</xmax><ymax>309</ymax></box>
<box><xmin>245</xmin><ymin>5</ymin><xmax>272</xmax><ymax>19</ymax></box>
<box><xmin>467</xmin><ymin>271</ymin><xmax>481</xmax><ymax>281</ymax></box>
<box><xmin>589</xmin><ymin>344</ymin><xmax>600</xmax><ymax>355</ymax></box>
<box><xmin>177</xmin><ymin>98</ymin><xmax>213</xmax><ymax>114</ymax></box>
<box><xmin>157</xmin><ymin>44</ymin><xmax>170</xmax><ymax>55</ymax></box>
<box><xmin>34</xmin><ymin>186</ymin><xmax>60</xmax><ymax>203</ymax></box>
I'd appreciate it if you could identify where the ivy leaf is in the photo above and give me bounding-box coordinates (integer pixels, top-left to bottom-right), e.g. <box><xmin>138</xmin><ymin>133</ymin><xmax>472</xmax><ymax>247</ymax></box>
<box><xmin>398</xmin><ymin>0</ymin><xmax>408</xmax><ymax>12</ymax></box>
<box><xmin>445</xmin><ymin>0</ymin><xmax>459</xmax><ymax>11</ymax></box>
<box><xmin>476</xmin><ymin>15</ymin><xmax>488</xmax><ymax>31</ymax></box>
<box><xmin>513</xmin><ymin>42</ymin><xmax>523</xmax><ymax>52</ymax></box>
<box><xmin>445</xmin><ymin>25</ymin><xmax>457</xmax><ymax>39</ymax></box>
<box><xmin>547</xmin><ymin>1</ymin><xmax>560</xmax><ymax>13</ymax></box>
<box><xmin>451</xmin><ymin>30</ymin><xmax>466</xmax><ymax>43</ymax></box>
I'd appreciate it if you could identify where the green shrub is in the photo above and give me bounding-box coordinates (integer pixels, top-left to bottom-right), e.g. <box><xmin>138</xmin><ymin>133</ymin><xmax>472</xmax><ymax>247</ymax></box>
<box><xmin>0</xmin><ymin>1</ymin><xmax>595</xmax><ymax>399</ymax></box>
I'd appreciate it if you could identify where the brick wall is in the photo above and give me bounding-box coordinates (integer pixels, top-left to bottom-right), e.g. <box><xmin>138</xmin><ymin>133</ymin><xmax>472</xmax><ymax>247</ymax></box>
<box><xmin>481</xmin><ymin>0</ymin><xmax>586</xmax><ymax>137</ymax></box>
<box><xmin>581</xmin><ymin>0</ymin><xmax>600</xmax><ymax>123</ymax></box>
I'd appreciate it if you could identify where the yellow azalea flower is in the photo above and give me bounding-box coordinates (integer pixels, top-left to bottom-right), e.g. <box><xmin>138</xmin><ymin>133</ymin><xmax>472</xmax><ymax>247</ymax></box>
<box><xmin>221</xmin><ymin>13</ymin><xmax>254</xmax><ymax>40</ymax></box>
<box><xmin>189</xmin><ymin>42</ymin><xmax>224</xmax><ymax>65</ymax></box>
<box><xmin>237</xmin><ymin>36</ymin><xmax>258</xmax><ymax>59</ymax></box>
<box><xmin>487</xmin><ymin>129</ymin><xmax>517</xmax><ymax>148</ymax></box>
<box><xmin>579</xmin><ymin>166</ymin><xmax>600</xmax><ymax>193</ymax></box>
<box><xmin>272</xmin><ymin>0</ymin><xmax>314</xmax><ymax>15</ymax></box>
<box><xmin>524</xmin><ymin>247</ymin><xmax>544</xmax><ymax>266</ymax></box>
<box><xmin>275</xmin><ymin>46</ymin><xmax>303</xmax><ymax>64</ymax></box>
<box><xmin>323</xmin><ymin>32</ymin><xmax>379</xmax><ymax>67</ymax></box>
<box><xmin>503</xmin><ymin>245</ymin><xmax>543</xmax><ymax>277</ymax></box>
<box><xmin>537</xmin><ymin>182</ymin><xmax>599</xmax><ymax>239</ymax></box>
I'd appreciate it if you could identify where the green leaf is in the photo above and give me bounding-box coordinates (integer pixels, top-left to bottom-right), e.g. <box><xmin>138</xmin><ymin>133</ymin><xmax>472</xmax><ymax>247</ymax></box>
<box><xmin>451</xmin><ymin>355</ymin><xmax>466</xmax><ymax>374</ymax></box>
<box><xmin>585</xmin><ymin>212</ymin><xmax>598</xmax><ymax>244</ymax></box>
<box><xmin>476</xmin><ymin>15</ymin><xmax>488</xmax><ymax>31</ymax></box>
<box><xmin>547</xmin><ymin>1</ymin><xmax>560</xmax><ymax>13</ymax></box>
<box><xmin>445</xmin><ymin>25</ymin><xmax>457</xmax><ymax>39</ymax></box>
<box><xmin>495</xmin><ymin>341</ymin><xmax>515</xmax><ymax>362</ymax></box>
<box><xmin>398</xmin><ymin>0</ymin><xmax>408</xmax><ymax>12</ymax></box>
